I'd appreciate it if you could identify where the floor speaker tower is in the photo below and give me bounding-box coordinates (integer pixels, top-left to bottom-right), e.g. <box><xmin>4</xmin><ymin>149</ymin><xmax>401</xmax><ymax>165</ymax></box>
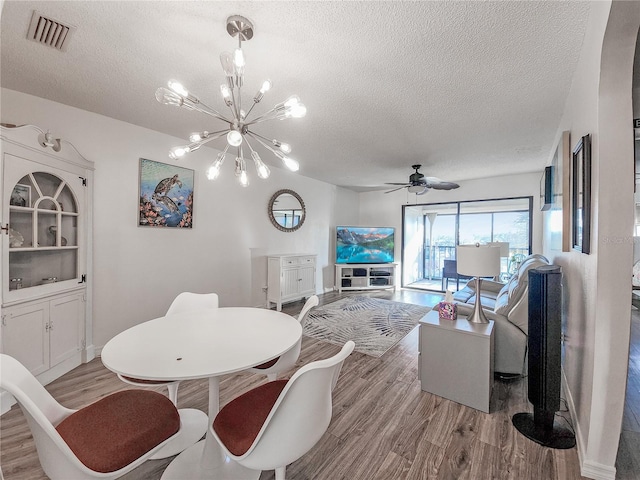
<box><xmin>512</xmin><ymin>265</ymin><xmax>575</xmax><ymax>449</ymax></box>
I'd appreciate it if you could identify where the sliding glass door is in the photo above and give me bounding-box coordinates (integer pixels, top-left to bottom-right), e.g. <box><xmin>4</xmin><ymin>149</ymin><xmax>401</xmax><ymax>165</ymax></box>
<box><xmin>402</xmin><ymin>197</ymin><xmax>532</xmax><ymax>291</ymax></box>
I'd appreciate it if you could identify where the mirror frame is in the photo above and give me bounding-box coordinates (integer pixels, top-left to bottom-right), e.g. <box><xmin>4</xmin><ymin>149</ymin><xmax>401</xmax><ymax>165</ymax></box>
<box><xmin>268</xmin><ymin>189</ymin><xmax>306</xmax><ymax>232</ymax></box>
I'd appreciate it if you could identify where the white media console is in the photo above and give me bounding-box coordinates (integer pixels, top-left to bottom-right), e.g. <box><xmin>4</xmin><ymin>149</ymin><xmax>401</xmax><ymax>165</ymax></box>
<box><xmin>335</xmin><ymin>263</ymin><xmax>397</xmax><ymax>293</ymax></box>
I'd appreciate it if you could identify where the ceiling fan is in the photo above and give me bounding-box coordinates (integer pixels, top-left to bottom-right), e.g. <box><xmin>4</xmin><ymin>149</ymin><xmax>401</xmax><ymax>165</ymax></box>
<box><xmin>384</xmin><ymin>164</ymin><xmax>460</xmax><ymax>195</ymax></box>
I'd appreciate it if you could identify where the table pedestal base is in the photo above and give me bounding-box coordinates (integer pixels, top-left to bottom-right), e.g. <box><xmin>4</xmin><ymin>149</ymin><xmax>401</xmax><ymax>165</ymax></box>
<box><xmin>161</xmin><ymin>439</ymin><xmax>260</xmax><ymax>480</ymax></box>
<box><xmin>151</xmin><ymin>408</ymin><xmax>208</xmax><ymax>459</ymax></box>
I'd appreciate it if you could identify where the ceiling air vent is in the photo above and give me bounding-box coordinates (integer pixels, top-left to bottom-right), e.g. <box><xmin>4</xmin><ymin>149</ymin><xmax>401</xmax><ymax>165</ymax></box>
<box><xmin>27</xmin><ymin>10</ymin><xmax>76</xmax><ymax>52</ymax></box>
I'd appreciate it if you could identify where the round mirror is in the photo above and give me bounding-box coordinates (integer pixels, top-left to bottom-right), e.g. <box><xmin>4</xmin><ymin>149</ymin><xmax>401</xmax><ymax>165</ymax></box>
<box><xmin>268</xmin><ymin>189</ymin><xmax>306</xmax><ymax>232</ymax></box>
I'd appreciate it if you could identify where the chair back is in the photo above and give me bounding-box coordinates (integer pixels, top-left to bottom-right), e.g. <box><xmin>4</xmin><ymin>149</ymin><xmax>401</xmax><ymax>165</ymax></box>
<box><xmin>0</xmin><ymin>354</ymin><xmax>89</xmax><ymax>478</ymax></box>
<box><xmin>297</xmin><ymin>295</ymin><xmax>319</xmax><ymax>323</ymax></box>
<box><xmin>166</xmin><ymin>292</ymin><xmax>219</xmax><ymax>315</ymax></box>
<box><xmin>229</xmin><ymin>341</ymin><xmax>355</xmax><ymax>471</ymax></box>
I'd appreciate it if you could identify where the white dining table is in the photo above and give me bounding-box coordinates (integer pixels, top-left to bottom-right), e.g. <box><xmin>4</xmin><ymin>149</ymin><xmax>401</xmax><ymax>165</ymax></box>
<box><xmin>101</xmin><ymin>307</ymin><xmax>303</xmax><ymax>480</ymax></box>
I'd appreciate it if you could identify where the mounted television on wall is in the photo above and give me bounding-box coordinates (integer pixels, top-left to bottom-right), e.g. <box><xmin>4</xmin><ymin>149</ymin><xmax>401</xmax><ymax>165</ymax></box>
<box><xmin>336</xmin><ymin>226</ymin><xmax>395</xmax><ymax>264</ymax></box>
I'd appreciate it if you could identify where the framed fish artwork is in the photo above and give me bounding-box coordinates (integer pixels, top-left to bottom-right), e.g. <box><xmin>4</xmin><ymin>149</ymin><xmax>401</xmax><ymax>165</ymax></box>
<box><xmin>138</xmin><ymin>158</ymin><xmax>194</xmax><ymax>228</ymax></box>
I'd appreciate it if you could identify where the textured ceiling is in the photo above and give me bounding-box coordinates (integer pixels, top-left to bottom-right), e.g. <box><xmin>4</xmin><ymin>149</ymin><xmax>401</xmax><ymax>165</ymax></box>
<box><xmin>0</xmin><ymin>1</ymin><xmax>591</xmax><ymax>191</ymax></box>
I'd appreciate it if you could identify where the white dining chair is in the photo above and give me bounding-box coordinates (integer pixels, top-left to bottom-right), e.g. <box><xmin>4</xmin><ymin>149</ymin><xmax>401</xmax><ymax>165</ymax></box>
<box><xmin>212</xmin><ymin>340</ymin><xmax>355</xmax><ymax>480</ymax></box>
<box><xmin>0</xmin><ymin>353</ymin><xmax>182</xmax><ymax>480</ymax></box>
<box><xmin>117</xmin><ymin>291</ymin><xmax>220</xmax><ymax>404</ymax></box>
<box><xmin>246</xmin><ymin>295</ymin><xmax>318</xmax><ymax>381</ymax></box>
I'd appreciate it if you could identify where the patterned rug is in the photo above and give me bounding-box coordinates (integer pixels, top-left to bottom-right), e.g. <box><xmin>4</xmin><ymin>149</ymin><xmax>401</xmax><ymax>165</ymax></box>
<box><xmin>303</xmin><ymin>295</ymin><xmax>432</xmax><ymax>357</ymax></box>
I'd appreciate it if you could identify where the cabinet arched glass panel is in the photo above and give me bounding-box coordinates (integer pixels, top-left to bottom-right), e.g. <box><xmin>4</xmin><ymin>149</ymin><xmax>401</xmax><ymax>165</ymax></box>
<box><xmin>9</xmin><ymin>172</ymin><xmax>79</xmax><ymax>290</ymax></box>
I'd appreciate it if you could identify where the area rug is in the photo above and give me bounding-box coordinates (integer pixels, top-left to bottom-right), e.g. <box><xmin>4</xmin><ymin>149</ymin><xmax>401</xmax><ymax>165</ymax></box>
<box><xmin>303</xmin><ymin>295</ymin><xmax>431</xmax><ymax>357</ymax></box>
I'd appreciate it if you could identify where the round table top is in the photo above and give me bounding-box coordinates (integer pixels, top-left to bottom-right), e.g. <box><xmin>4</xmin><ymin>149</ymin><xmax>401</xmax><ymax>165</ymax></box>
<box><xmin>101</xmin><ymin>307</ymin><xmax>302</xmax><ymax>381</ymax></box>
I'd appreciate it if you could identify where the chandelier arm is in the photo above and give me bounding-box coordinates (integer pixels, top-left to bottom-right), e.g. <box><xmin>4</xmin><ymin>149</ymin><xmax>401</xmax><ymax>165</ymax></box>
<box><xmin>191</xmin><ymin>101</ymin><xmax>234</xmax><ymax>124</ymax></box>
<box><xmin>199</xmin><ymin>130</ymin><xmax>229</xmax><ymax>145</ymax></box>
<box><xmin>247</xmin><ymin>131</ymin><xmax>280</xmax><ymax>157</ymax></box>
<box><xmin>244</xmin><ymin>108</ymin><xmax>280</xmax><ymax>125</ymax></box>
<box><xmin>229</xmin><ymin>87</ymin><xmax>240</xmax><ymax>121</ymax></box>
<box><xmin>243</xmin><ymin>100</ymin><xmax>258</xmax><ymax>120</ymax></box>
<box><xmin>249</xmin><ymin>131</ymin><xmax>286</xmax><ymax>148</ymax></box>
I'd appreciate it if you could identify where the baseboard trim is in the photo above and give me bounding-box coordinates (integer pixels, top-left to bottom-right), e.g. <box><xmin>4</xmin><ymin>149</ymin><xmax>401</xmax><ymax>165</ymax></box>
<box><xmin>561</xmin><ymin>369</ymin><xmax>616</xmax><ymax>480</ymax></box>
<box><xmin>581</xmin><ymin>461</ymin><xmax>616</xmax><ymax>480</ymax></box>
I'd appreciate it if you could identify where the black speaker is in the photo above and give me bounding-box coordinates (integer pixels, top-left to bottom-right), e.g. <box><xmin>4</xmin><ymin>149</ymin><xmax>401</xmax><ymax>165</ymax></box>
<box><xmin>512</xmin><ymin>265</ymin><xmax>575</xmax><ymax>449</ymax></box>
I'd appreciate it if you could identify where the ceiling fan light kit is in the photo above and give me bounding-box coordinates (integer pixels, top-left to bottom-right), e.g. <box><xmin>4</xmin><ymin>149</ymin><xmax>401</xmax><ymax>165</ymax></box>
<box><xmin>385</xmin><ymin>164</ymin><xmax>460</xmax><ymax>195</ymax></box>
<box><xmin>156</xmin><ymin>15</ymin><xmax>306</xmax><ymax>187</ymax></box>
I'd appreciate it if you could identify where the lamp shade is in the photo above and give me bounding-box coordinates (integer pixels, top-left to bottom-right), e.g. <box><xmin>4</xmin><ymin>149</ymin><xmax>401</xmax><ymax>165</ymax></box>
<box><xmin>487</xmin><ymin>241</ymin><xmax>509</xmax><ymax>257</ymax></box>
<box><xmin>456</xmin><ymin>244</ymin><xmax>501</xmax><ymax>277</ymax></box>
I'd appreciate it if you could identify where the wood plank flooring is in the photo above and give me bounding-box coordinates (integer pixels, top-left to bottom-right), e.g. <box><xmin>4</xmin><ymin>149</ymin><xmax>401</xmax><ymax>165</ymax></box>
<box><xmin>0</xmin><ymin>289</ymin><xmax>594</xmax><ymax>479</ymax></box>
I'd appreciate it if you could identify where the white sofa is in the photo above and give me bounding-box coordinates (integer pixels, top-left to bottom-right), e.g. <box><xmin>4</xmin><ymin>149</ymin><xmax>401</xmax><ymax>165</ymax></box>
<box><xmin>452</xmin><ymin>254</ymin><xmax>550</xmax><ymax>375</ymax></box>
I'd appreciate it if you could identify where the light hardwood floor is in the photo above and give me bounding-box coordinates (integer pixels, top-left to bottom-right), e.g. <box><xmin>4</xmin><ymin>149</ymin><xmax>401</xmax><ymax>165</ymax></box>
<box><xmin>0</xmin><ymin>289</ymin><xmax>592</xmax><ymax>479</ymax></box>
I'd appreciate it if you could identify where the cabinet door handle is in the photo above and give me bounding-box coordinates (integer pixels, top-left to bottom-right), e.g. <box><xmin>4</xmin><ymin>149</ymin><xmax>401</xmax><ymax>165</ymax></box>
<box><xmin>1</xmin><ymin>224</ymin><xmax>8</xmax><ymax>235</ymax></box>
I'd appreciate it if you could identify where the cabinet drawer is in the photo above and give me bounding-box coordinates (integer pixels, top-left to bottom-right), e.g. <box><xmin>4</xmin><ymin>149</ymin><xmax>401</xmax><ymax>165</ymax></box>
<box><xmin>283</xmin><ymin>256</ymin><xmax>315</xmax><ymax>266</ymax></box>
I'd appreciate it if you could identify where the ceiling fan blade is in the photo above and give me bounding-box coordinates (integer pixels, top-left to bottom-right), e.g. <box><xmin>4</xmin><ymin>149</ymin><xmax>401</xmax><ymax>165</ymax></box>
<box><xmin>384</xmin><ymin>182</ymin><xmax>411</xmax><ymax>186</ymax></box>
<box><xmin>427</xmin><ymin>181</ymin><xmax>460</xmax><ymax>190</ymax></box>
<box><xmin>424</xmin><ymin>176</ymin><xmax>459</xmax><ymax>189</ymax></box>
<box><xmin>384</xmin><ymin>186</ymin><xmax>407</xmax><ymax>194</ymax></box>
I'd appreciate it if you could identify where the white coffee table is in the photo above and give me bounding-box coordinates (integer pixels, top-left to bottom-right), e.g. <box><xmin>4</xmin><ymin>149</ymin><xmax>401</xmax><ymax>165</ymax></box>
<box><xmin>418</xmin><ymin>309</ymin><xmax>494</xmax><ymax>413</ymax></box>
<box><xmin>101</xmin><ymin>307</ymin><xmax>302</xmax><ymax>480</ymax></box>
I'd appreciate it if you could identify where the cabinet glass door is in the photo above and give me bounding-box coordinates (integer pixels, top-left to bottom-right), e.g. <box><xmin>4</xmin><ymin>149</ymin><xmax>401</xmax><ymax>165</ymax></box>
<box><xmin>4</xmin><ymin>154</ymin><xmax>85</xmax><ymax>298</ymax></box>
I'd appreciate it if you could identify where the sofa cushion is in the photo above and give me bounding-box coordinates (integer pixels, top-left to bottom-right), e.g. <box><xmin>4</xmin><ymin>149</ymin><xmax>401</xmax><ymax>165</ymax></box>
<box><xmin>494</xmin><ymin>283</ymin><xmax>511</xmax><ymax>315</ymax></box>
<box><xmin>468</xmin><ymin>294</ymin><xmax>496</xmax><ymax>310</ymax></box>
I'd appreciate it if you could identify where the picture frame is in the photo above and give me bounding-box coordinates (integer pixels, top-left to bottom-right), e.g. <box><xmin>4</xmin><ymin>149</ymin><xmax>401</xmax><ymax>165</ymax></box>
<box><xmin>10</xmin><ymin>183</ymin><xmax>31</xmax><ymax>207</ymax></box>
<box><xmin>550</xmin><ymin>131</ymin><xmax>571</xmax><ymax>251</ymax></box>
<box><xmin>540</xmin><ymin>166</ymin><xmax>552</xmax><ymax>211</ymax></box>
<box><xmin>138</xmin><ymin>158</ymin><xmax>194</xmax><ymax>228</ymax></box>
<box><xmin>572</xmin><ymin>134</ymin><xmax>591</xmax><ymax>254</ymax></box>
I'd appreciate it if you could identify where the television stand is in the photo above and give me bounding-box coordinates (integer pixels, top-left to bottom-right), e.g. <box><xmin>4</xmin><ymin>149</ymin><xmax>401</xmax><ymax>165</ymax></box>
<box><xmin>335</xmin><ymin>263</ymin><xmax>397</xmax><ymax>293</ymax></box>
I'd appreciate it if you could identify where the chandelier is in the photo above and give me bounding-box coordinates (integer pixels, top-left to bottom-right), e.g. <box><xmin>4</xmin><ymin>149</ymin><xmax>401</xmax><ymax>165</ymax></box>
<box><xmin>155</xmin><ymin>15</ymin><xmax>306</xmax><ymax>187</ymax></box>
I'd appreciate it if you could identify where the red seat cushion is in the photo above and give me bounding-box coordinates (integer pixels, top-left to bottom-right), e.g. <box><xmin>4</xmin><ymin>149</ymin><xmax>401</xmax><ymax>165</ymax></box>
<box><xmin>56</xmin><ymin>390</ymin><xmax>180</xmax><ymax>473</ymax></box>
<box><xmin>253</xmin><ymin>356</ymin><xmax>280</xmax><ymax>370</ymax></box>
<box><xmin>213</xmin><ymin>379</ymin><xmax>288</xmax><ymax>456</ymax></box>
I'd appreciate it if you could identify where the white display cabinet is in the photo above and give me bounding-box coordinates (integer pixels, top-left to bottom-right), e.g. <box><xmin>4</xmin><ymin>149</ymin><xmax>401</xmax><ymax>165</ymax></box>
<box><xmin>267</xmin><ymin>254</ymin><xmax>316</xmax><ymax>311</ymax></box>
<box><xmin>1</xmin><ymin>125</ymin><xmax>94</xmax><ymax>411</ymax></box>
<box><xmin>335</xmin><ymin>263</ymin><xmax>397</xmax><ymax>293</ymax></box>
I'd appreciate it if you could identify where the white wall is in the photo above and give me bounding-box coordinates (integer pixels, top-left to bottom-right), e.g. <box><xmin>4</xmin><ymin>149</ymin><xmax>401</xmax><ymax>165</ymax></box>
<box><xmin>0</xmin><ymin>88</ymin><xmax>359</xmax><ymax>349</ymax></box>
<box><xmin>359</xmin><ymin>172</ymin><xmax>543</xmax><ymax>278</ymax></box>
<box><xmin>541</xmin><ymin>2</ymin><xmax>640</xmax><ymax>478</ymax></box>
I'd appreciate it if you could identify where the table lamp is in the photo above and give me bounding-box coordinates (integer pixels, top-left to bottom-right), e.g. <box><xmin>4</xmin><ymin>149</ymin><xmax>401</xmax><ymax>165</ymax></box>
<box><xmin>456</xmin><ymin>244</ymin><xmax>501</xmax><ymax>324</ymax></box>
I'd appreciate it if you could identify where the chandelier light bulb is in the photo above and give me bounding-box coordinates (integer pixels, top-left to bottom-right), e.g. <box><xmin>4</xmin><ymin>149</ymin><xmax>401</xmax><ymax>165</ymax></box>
<box><xmin>220</xmin><ymin>84</ymin><xmax>233</xmax><ymax>106</ymax></box>
<box><xmin>227</xmin><ymin>130</ymin><xmax>243</xmax><ymax>147</ymax></box>
<box><xmin>279</xmin><ymin>142</ymin><xmax>291</xmax><ymax>154</ymax></box>
<box><xmin>155</xmin><ymin>88</ymin><xmax>183</xmax><ymax>106</ymax></box>
<box><xmin>251</xmin><ymin>151</ymin><xmax>270</xmax><ymax>179</ymax></box>
<box><xmin>207</xmin><ymin>152</ymin><xmax>226</xmax><ymax>180</ymax></box>
<box><xmin>233</xmin><ymin>48</ymin><xmax>245</xmax><ymax>72</ymax></box>
<box><xmin>239</xmin><ymin>170</ymin><xmax>249</xmax><ymax>187</ymax></box>
<box><xmin>260</xmin><ymin>80</ymin><xmax>272</xmax><ymax>94</ymax></box>
<box><xmin>289</xmin><ymin>103</ymin><xmax>307</xmax><ymax>118</ymax></box>
<box><xmin>220</xmin><ymin>52</ymin><xmax>235</xmax><ymax>78</ymax></box>
<box><xmin>189</xmin><ymin>131</ymin><xmax>209</xmax><ymax>142</ymax></box>
<box><xmin>281</xmin><ymin>156</ymin><xmax>299</xmax><ymax>172</ymax></box>
<box><xmin>284</xmin><ymin>95</ymin><xmax>300</xmax><ymax>108</ymax></box>
<box><xmin>169</xmin><ymin>146</ymin><xmax>189</xmax><ymax>160</ymax></box>
<box><xmin>167</xmin><ymin>80</ymin><xmax>189</xmax><ymax>97</ymax></box>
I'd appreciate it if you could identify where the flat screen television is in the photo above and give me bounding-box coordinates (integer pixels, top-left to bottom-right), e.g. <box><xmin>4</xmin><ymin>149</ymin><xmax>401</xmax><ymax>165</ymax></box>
<box><xmin>336</xmin><ymin>226</ymin><xmax>395</xmax><ymax>264</ymax></box>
